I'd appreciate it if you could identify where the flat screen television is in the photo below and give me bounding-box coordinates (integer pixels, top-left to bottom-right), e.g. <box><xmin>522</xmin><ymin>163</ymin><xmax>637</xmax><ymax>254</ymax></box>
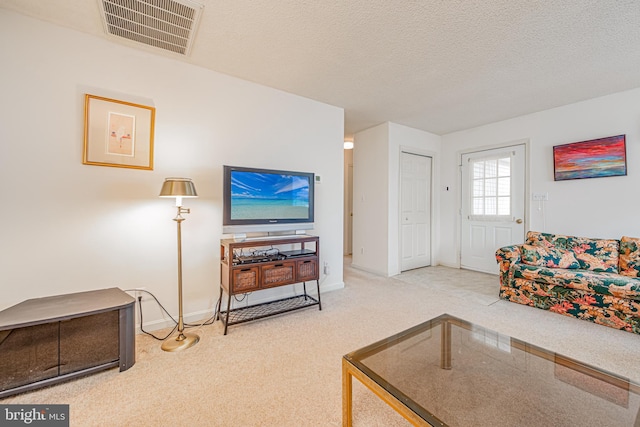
<box><xmin>223</xmin><ymin>165</ymin><xmax>315</xmax><ymax>235</ymax></box>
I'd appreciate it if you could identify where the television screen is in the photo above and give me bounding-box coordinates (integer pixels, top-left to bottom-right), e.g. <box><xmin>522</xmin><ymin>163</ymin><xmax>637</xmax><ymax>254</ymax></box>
<box><xmin>223</xmin><ymin>166</ymin><xmax>314</xmax><ymax>234</ymax></box>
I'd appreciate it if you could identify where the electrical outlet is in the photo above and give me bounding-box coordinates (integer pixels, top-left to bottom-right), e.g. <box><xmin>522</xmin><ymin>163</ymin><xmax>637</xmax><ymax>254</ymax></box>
<box><xmin>323</xmin><ymin>262</ymin><xmax>330</xmax><ymax>275</ymax></box>
<box><xmin>134</xmin><ymin>287</ymin><xmax>147</xmax><ymax>301</ymax></box>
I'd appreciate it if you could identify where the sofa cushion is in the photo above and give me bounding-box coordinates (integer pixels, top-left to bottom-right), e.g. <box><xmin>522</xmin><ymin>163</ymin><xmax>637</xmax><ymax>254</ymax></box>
<box><xmin>525</xmin><ymin>231</ymin><xmax>573</xmax><ymax>249</ymax></box>
<box><xmin>620</xmin><ymin>236</ymin><xmax>640</xmax><ymax>277</ymax></box>
<box><xmin>502</xmin><ymin>278</ymin><xmax>640</xmax><ymax>333</ymax></box>
<box><xmin>526</xmin><ymin>232</ymin><xmax>620</xmax><ymax>273</ymax></box>
<box><xmin>512</xmin><ymin>263</ymin><xmax>640</xmax><ymax>301</ymax></box>
<box><xmin>520</xmin><ymin>244</ymin><xmax>580</xmax><ymax>269</ymax></box>
<box><xmin>570</xmin><ymin>236</ymin><xmax>619</xmax><ymax>273</ymax></box>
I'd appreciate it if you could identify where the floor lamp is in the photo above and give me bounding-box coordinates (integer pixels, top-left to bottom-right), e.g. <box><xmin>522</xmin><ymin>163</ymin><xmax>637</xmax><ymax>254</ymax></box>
<box><xmin>159</xmin><ymin>177</ymin><xmax>200</xmax><ymax>352</ymax></box>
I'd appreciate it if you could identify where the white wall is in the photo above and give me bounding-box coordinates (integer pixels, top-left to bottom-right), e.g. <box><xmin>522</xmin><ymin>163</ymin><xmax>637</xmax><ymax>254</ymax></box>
<box><xmin>343</xmin><ymin>147</ymin><xmax>353</xmax><ymax>255</ymax></box>
<box><xmin>0</xmin><ymin>10</ymin><xmax>345</xmax><ymax>329</ymax></box>
<box><xmin>352</xmin><ymin>122</ymin><xmax>441</xmax><ymax>276</ymax></box>
<box><xmin>440</xmin><ymin>88</ymin><xmax>640</xmax><ymax>267</ymax></box>
<box><xmin>352</xmin><ymin>123</ymin><xmax>390</xmax><ymax>275</ymax></box>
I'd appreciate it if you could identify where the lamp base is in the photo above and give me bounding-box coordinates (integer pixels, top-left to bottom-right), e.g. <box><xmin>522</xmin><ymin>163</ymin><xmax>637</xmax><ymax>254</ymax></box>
<box><xmin>161</xmin><ymin>332</ymin><xmax>200</xmax><ymax>352</ymax></box>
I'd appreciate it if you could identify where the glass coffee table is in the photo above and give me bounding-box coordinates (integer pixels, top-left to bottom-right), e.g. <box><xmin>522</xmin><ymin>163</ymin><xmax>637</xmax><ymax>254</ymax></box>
<box><xmin>342</xmin><ymin>314</ymin><xmax>640</xmax><ymax>426</ymax></box>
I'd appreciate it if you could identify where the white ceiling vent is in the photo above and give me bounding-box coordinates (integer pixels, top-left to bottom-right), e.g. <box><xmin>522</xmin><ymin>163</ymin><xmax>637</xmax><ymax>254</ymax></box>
<box><xmin>98</xmin><ymin>0</ymin><xmax>204</xmax><ymax>56</ymax></box>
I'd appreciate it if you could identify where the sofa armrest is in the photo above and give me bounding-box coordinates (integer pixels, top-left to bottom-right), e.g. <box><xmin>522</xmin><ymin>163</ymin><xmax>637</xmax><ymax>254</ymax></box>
<box><xmin>495</xmin><ymin>245</ymin><xmax>522</xmax><ymax>287</ymax></box>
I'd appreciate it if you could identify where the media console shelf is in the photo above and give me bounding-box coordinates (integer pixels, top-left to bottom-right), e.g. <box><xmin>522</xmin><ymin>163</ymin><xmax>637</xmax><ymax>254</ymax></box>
<box><xmin>217</xmin><ymin>234</ymin><xmax>321</xmax><ymax>335</ymax></box>
<box><xmin>0</xmin><ymin>288</ymin><xmax>135</xmax><ymax>398</ymax></box>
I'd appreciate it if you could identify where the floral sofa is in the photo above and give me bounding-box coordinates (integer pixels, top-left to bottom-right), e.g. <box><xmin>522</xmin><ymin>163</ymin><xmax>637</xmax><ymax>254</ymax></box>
<box><xmin>496</xmin><ymin>231</ymin><xmax>640</xmax><ymax>334</ymax></box>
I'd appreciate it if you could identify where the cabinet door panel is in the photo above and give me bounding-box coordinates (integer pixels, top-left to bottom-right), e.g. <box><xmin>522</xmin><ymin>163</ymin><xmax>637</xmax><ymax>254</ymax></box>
<box><xmin>297</xmin><ymin>259</ymin><xmax>318</xmax><ymax>281</ymax></box>
<box><xmin>59</xmin><ymin>311</ymin><xmax>119</xmax><ymax>375</ymax></box>
<box><xmin>261</xmin><ymin>262</ymin><xmax>295</xmax><ymax>288</ymax></box>
<box><xmin>0</xmin><ymin>323</ymin><xmax>59</xmax><ymax>391</ymax></box>
<box><xmin>232</xmin><ymin>267</ymin><xmax>260</xmax><ymax>293</ymax></box>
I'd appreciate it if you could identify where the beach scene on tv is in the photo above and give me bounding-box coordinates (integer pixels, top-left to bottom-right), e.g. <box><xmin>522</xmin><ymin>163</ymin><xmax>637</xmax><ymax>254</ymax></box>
<box><xmin>231</xmin><ymin>171</ymin><xmax>310</xmax><ymax>220</ymax></box>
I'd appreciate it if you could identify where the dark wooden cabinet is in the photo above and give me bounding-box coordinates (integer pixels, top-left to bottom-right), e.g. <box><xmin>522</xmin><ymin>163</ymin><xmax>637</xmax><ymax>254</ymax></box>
<box><xmin>218</xmin><ymin>235</ymin><xmax>321</xmax><ymax>334</ymax></box>
<box><xmin>0</xmin><ymin>288</ymin><xmax>135</xmax><ymax>398</ymax></box>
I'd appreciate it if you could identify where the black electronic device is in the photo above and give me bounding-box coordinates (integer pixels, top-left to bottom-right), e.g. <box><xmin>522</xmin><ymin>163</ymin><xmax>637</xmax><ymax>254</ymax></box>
<box><xmin>280</xmin><ymin>249</ymin><xmax>316</xmax><ymax>258</ymax></box>
<box><xmin>233</xmin><ymin>253</ymin><xmax>287</xmax><ymax>265</ymax></box>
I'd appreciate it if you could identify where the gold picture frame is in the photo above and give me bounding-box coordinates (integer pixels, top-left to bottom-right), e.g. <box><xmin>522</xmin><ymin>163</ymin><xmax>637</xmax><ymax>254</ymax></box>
<box><xmin>83</xmin><ymin>94</ymin><xmax>155</xmax><ymax>170</ymax></box>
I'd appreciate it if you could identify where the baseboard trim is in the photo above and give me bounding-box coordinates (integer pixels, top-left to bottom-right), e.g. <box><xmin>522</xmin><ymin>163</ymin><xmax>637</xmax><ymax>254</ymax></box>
<box><xmin>437</xmin><ymin>261</ymin><xmax>460</xmax><ymax>269</ymax></box>
<box><xmin>350</xmin><ymin>263</ymin><xmax>390</xmax><ymax>277</ymax></box>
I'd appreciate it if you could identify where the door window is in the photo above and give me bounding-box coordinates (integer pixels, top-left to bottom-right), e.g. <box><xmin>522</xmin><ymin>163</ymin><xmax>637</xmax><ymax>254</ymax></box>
<box><xmin>470</xmin><ymin>155</ymin><xmax>511</xmax><ymax>220</ymax></box>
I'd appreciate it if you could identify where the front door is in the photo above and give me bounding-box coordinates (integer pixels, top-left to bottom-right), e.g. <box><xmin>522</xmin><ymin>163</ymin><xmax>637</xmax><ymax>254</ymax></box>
<box><xmin>400</xmin><ymin>151</ymin><xmax>432</xmax><ymax>271</ymax></box>
<box><xmin>460</xmin><ymin>144</ymin><xmax>526</xmax><ymax>274</ymax></box>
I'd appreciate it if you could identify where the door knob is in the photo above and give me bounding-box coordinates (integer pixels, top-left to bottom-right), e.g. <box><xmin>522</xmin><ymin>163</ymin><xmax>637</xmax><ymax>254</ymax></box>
<box><xmin>516</xmin><ymin>218</ymin><xmax>523</xmax><ymax>224</ymax></box>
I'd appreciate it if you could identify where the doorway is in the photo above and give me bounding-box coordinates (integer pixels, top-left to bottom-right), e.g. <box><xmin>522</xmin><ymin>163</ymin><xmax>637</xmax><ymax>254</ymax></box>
<box><xmin>344</xmin><ymin>163</ymin><xmax>353</xmax><ymax>255</ymax></box>
<box><xmin>400</xmin><ymin>151</ymin><xmax>432</xmax><ymax>271</ymax></box>
<box><xmin>460</xmin><ymin>143</ymin><xmax>526</xmax><ymax>274</ymax></box>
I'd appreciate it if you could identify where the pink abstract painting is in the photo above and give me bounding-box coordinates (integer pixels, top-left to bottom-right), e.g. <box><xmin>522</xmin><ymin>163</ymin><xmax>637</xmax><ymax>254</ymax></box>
<box><xmin>553</xmin><ymin>135</ymin><xmax>626</xmax><ymax>181</ymax></box>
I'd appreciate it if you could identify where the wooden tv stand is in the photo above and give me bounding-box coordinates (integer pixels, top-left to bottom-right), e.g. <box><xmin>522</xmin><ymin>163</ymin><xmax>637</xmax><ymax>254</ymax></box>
<box><xmin>217</xmin><ymin>234</ymin><xmax>321</xmax><ymax>334</ymax></box>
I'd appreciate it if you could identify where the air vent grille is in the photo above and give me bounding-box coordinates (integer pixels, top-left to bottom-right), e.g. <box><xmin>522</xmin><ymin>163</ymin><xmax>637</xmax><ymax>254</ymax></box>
<box><xmin>98</xmin><ymin>0</ymin><xmax>204</xmax><ymax>55</ymax></box>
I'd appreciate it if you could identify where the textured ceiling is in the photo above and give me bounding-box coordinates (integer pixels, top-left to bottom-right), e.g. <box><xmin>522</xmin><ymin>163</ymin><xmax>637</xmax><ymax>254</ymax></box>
<box><xmin>2</xmin><ymin>0</ymin><xmax>640</xmax><ymax>137</ymax></box>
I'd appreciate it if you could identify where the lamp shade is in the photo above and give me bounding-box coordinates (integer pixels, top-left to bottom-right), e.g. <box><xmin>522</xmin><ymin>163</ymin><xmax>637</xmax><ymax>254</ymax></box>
<box><xmin>159</xmin><ymin>178</ymin><xmax>198</xmax><ymax>198</ymax></box>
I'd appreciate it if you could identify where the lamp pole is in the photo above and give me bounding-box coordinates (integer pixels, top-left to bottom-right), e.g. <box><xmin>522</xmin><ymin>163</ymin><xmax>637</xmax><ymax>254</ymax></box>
<box><xmin>160</xmin><ymin>178</ymin><xmax>200</xmax><ymax>352</ymax></box>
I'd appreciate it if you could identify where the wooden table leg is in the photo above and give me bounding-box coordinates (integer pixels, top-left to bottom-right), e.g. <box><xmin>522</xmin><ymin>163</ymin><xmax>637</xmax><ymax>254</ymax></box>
<box><xmin>342</xmin><ymin>355</ymin><xmax>431</xmax><ymax>426</ymax></box>
<box><xmin>342</xmin><ymin>357</ymin><xmax>353</xmax><ymax>427</ymax></box>
<box><xmin>440</xmin><ymin>320</ymin><xmax>451</xmax><ymax>370</ymax></box>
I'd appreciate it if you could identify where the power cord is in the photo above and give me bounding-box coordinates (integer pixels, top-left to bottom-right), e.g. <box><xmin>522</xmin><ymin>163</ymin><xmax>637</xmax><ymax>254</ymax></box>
<box><xmin>124</xmin><ymin>288</ymin><xmax>219</xmax><ymax>339</ymax></box>
<box><xmin>136</xmin><ymin>295</ymin><xmax>177</xmax><ymax>341</ymax></box>
<box><xmin>184</xmin><ymin>310</ymin><xmax>218</xmax><ymax>327</ymax></box>
<box><xmin>184</xmin><ymin>288</ymin><xmax>238</xmax><ymax>327</ymax></box>
<box><xmin>233</xmin><ymin>293</ymin><xmax>250</xmax><ymax>302</ymax></box>
<box><xmin>208</xmin><ymin>291</ymin><xmax>254</xmax><ymax>326</ymax></box>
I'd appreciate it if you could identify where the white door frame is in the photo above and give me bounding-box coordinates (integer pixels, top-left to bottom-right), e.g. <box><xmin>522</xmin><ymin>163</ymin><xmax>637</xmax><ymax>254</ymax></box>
<box><xmin>398</xmin><ymin>146</ymin><xmax>438</xmax><ymax>273</ymax></box>
<box><xmin>456</xmin><ymin>139</ymin><xmax>530</xmax><ymax>268</ymax></box>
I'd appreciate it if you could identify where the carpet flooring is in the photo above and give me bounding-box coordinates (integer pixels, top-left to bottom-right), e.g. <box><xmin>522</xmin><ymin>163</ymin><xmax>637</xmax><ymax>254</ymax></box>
<box><xmin>2</xmin><ymin>261</ymin><xmax>639</xmax><ymax>426</ymax></box>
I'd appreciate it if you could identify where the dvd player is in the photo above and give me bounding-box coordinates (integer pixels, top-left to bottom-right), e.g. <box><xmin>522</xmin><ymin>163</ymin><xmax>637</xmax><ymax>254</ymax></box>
<box><xmin>279</xmin><ymin>249</ymin><xmax>316</xmax><ymax>258</ymax></box>
<box><xmin>233</xmin><ymin>254</ymin><xmax>287</xmax><ymax>265</ymax></box>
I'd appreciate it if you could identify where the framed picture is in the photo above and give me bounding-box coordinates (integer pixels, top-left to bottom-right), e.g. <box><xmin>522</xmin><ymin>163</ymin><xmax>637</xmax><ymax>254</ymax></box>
<box><xmin>553</xmin><ymin>134</ymin><xmax>626</xmax><ymax>181</ymax></box>
<box><xmin>83</xmin><ymin>94</ymin><xmax>155</xmax><ymax>170</ymax></box>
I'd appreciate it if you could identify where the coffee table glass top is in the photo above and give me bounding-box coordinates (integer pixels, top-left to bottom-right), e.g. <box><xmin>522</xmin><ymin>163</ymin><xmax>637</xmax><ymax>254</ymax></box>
<box><xmin>344</xmin><ymin>314</ymin><xmax>640</xmax><ymax>426</ymax></box>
